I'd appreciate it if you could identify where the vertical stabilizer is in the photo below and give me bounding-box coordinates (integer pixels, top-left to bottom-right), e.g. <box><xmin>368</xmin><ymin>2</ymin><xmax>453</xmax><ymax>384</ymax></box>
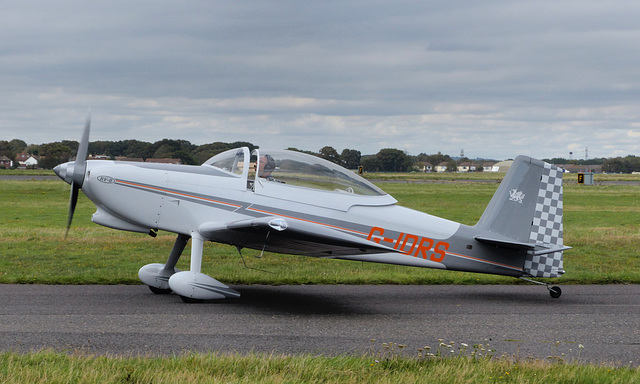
<box><xmin>476</xmin><ymin>156</ymin><xmax>566</xmax><ymax>277</ymax></box>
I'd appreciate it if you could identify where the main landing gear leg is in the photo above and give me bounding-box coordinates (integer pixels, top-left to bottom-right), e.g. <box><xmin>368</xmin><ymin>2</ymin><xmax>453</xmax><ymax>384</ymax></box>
<box><xmin>149</xmin><ymin>234</ymin><xmax>189</xmax><ymax>294</ymax></box>
<box><xmin>519</xmin><ymin>277</ymin><xmax>562</xmax><ymax>299</ymax></box>
<box><xmin>175</xmin><ymin>232</ymin><xmax>205</xmax><ymax>303</ymax></box>
<box><xmin>138</xmin><ymin>233</ymin><xmax>189</xmax><ymax>294</ymax></box>
<box><xmin>167</xmin><ymin>231</ymin><xmax>241</xmax><ymax>303</ymax></box>
<box><xmin>189</xmin><ymin>231</ymin><xmax>204</xmax><ymax>274</ymax></box>
<box><xmin>166</xmin><ymin>234</ymin><xmax>190</xmax><ymax>272</ymax></box>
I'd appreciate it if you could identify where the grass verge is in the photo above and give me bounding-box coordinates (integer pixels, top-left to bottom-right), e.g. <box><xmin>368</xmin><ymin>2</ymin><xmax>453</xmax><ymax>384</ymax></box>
<box><xmin>1</xmin><ymin>349</ymin><xmax>640</xmax><ymax>384</ymax></box>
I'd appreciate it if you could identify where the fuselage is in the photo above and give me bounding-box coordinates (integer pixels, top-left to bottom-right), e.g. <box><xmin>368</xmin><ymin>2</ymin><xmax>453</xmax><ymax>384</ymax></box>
<box><xmin>56</xmin><ymin>148</ymin><xmax>529</xmax><ymax>278</ymax></box>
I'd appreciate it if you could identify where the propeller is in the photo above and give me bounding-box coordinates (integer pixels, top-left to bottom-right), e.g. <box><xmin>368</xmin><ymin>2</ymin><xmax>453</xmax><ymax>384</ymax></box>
<box><xmin>54</xmin><ymin>117</ymin><xmax>91</xmax><ymax>237</ymax></box>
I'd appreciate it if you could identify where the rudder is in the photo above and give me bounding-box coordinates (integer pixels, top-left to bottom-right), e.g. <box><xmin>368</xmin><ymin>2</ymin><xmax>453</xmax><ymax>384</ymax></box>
<box><xmin>525</xmin><ymin>160</ymin><xmax>565</xmax><ymax>277</ymax></box>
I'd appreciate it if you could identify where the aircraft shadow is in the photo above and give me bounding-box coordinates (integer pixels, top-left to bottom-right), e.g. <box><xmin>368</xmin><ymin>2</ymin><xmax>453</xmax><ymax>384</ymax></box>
<box><xmin>230</xmin><ymin>286</ymin><xmax>366</xmax><ymax>315</ymax></box>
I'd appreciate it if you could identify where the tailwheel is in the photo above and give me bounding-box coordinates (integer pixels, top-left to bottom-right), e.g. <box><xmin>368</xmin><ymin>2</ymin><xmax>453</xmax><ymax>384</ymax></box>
<box><xmin>149</xmin><ymin>286</ymin><xmax>172</xmax><ymax>295</ymax></box>
<box><xmin>519</xmin><ymin>277</ymin><xmax>562</xmax><ymax>298</ymax></box>
<box><xmin>549</xmin><ymin>286</ymin><xmax>562</xmax><ymax>299</ymax></box>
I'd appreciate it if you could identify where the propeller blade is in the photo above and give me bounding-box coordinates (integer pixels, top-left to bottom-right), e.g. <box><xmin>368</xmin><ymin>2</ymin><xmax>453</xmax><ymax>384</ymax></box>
<box><xmin>65</xmin><ymin>117</ymin><xmax>91</xmax><ymax>238</ymax></box>
<box><xmin>72</xmin><ymin>117</ymin><xmax>91</xmax><ymax>187</ymax></box>
<box><xmin>77</xmin><ymin>117</ymin><xmax>90</xmax><ymax>163</ymax></box>
<box><xmin>66</xmin><ymin>181</ymin><xmax>79</xmax><ymax>238</ymax></box>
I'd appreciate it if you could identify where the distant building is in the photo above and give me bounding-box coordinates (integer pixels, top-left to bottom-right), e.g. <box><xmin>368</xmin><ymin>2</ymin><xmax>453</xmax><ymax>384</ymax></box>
<box><xmin>88</xmin><ymin>155</ymin><xmax>109</xmax><ymax>160</ymax></box>
<box><xmin>414</xmin><ymin>161</ymin><xmax>433</xmax><ymax>172</ymax></box>
<box><xmin>0</xmin><ymin>155</ymin><xmax>13</xmax><ymax>168</ymax></box>
<box><xmin>482</xmin><ymin>162</ymin><xmax>496</xmax><ymax>172</ymax></box>
<box><xmin>434</xmin><ymin>162</ymin><xmax>449</xmax><ymax>173</ymax></box>
<box><xmin>15</xmin><ymin>153</ymin><xmax>38</xmax><ymax>169</ymax></box>
<box><xmin>491</xmin><ymin>160</ymin><xmax>513</xmax><ymax>173</ymax></box>
<box><xmin>457</xmin><ymin>162</ymin><xmax>476</xmax><ymax>172</ymax></box>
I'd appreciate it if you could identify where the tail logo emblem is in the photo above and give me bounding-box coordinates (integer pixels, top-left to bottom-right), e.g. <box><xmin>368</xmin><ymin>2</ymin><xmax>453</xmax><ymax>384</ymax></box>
<box><xmin>509</xmin><ymin>188</ymin><xmax>525</xmax><ymax>204</ymax></box>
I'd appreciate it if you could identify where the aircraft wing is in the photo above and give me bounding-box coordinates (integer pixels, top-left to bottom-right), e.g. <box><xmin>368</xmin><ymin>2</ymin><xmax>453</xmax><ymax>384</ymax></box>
<box><xmin>199</xmin><ymin>216</ymin><xmax>398</xmax><ymax>257</ymax></box>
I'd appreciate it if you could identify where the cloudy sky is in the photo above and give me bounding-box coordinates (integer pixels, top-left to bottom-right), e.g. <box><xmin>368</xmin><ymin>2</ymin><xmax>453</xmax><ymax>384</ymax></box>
<box><xmin>2</xmin><ymin>1</ymin><xmax>639</xmax><ymax>160</ymax></box>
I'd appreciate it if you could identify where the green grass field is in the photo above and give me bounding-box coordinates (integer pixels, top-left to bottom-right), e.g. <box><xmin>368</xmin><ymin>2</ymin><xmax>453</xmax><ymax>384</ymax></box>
<box><xmin>1</xmin><ymin>177</ymin><xmax>640</xmax><ymax>285</ymax></box>
<box><xmin>2</xmin><ymin>175</ymin><xmax>640</xmax><ymax>382</ymax></box>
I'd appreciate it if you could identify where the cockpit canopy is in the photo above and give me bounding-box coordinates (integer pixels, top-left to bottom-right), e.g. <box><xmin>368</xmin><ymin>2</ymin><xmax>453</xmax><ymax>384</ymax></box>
<box><xmin>204</xmin><ymin>147</ymin><xmax>386</xmax><ymax>196</ymax></box>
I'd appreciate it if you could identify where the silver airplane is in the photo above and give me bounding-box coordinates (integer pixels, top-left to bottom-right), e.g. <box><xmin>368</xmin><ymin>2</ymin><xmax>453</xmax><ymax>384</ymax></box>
<box><xmin>54</xmin><ymin>120</ymin><xmax>570</xmax><ymax>302</ymax></box>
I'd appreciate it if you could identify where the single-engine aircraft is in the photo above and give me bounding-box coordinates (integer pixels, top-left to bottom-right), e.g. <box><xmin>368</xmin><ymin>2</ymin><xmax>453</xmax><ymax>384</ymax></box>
<box><xmin>54</xmin><ymin>120</ymin><xmax>570</xmax><ymax>302</ymax></box>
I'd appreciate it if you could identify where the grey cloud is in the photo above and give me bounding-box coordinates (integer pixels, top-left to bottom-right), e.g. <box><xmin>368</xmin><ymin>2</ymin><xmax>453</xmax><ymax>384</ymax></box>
<box><xmin>1</xmin><ymin>1</ymin><xmax>639</xmax><ymax>159</ymax></box>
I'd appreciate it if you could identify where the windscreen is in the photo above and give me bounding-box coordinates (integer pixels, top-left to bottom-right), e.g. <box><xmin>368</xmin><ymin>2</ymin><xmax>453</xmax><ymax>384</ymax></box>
<box><xmin>254</xmin><ymin>149</ymin><xmax>386</xmax><ymax>196</ymax></box>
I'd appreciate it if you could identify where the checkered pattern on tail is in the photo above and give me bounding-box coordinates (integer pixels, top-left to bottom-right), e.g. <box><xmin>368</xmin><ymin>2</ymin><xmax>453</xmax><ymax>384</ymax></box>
<box><xmin>523</xmin><ymin>162</ymin><xmax>565</xmax><ymax>278</ymax></box>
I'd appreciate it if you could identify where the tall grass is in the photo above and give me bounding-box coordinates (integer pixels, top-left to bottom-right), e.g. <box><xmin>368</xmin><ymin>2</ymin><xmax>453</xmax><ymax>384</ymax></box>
<box><xmin>1</xmin><ymin>350</ymin><xmax>639</xmax><ymax>384</ymax></box>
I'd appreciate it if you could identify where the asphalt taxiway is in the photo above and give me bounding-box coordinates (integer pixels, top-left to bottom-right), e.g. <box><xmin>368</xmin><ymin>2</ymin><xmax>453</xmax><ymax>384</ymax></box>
<box><xmin>0</xmin><ymin>284</ymin><xmax>638</xmax><ymax>365</ymax></box>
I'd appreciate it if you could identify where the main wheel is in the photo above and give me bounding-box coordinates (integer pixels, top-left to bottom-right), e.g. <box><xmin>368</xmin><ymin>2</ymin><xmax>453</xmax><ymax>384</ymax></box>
<box><xmin>149</xmin><ymin>286</ymin><xmax>172</xmax><ymax>294</ymax></box>
<box><xmin>549</xmin><ymin>286</ymin><xmax>562</xmax><ymax>298</ymax></box>
<box><xmin>179</xmin><ymin>295</ymin><xmax>203</xmax><ymax>303</ymax></box>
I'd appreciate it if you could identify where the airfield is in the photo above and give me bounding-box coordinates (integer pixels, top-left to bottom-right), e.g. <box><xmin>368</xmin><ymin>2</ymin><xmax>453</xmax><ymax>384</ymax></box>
<box><xmin>2</xmin><ymin>172</ymin><xmax>640</xmax><ymax>370</ymax></box>
<box><xmin>1</xmin><ymin>284</ymin><xmax>639</xmax><ymax>366</ymax></box>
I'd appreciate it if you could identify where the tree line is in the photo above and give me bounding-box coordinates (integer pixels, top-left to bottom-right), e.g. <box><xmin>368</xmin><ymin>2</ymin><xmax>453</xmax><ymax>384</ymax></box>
<box><xmin>599</xmin><ymin>156</ymin><xmax>640</xmax><ymax>173</ymax></box>
<box><xmin>542</xmin><ymin>156</ymin><xmax>640</xmax><ymax>173</ymax></box>
<box><xmin>285</xmin><ymin>146</ymin><xmax>453</xmax><ymax>172</ymax></box>
<box><xmin>1</xmin><ymin>137</ymin><xmax>638</xmax><ymax>173</ymax></box>
<box><xmin>0</xmin><ymin>138</ymin><xmax>458</xmax><ymax>172</ymax></box>
<box><xmin>0</xmin><ymin>138</ymin><xmax>257</xmax><ymax>170</ymax></box>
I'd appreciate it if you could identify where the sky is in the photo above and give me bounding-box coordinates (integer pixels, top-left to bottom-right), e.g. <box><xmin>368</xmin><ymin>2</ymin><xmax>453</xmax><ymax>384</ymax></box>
<box><xmin>1</xmin><ymin>1</ymin><xmax>639</xmax><ymax>160</ymax></box>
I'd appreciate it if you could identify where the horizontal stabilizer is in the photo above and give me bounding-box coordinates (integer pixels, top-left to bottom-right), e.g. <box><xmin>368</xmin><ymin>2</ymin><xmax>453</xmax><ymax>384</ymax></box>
<box><xmin>474</xmin><ymin>236</ymin><xmax>536</xmax><ymax>250</ymax></box>
<box><xmin>531</xmin><ymin>244</ymin><xmax>572</xmax><ymax>256</ymax></box>
<box><xmin>475</xmin><ymin>236</ymin><xmax>571</xmax><ymax>255</ymax></box>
